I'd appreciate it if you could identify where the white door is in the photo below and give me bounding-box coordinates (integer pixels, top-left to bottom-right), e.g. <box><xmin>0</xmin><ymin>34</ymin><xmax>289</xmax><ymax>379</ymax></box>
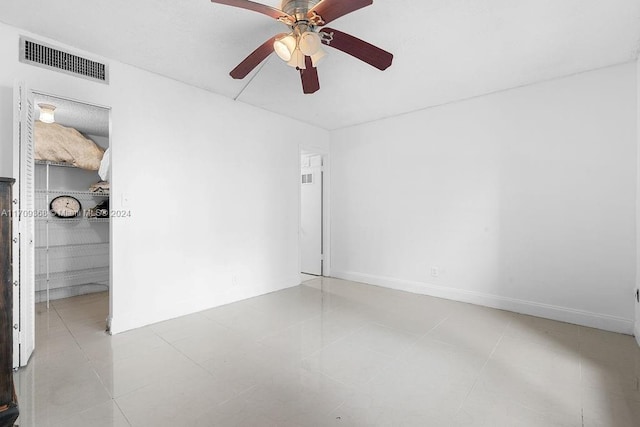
<box><xmin>13</xmin><ymin>82</ymin><xmax>35</xmax><ymax>367</ymax></box>
<box><xmin>300</xmin><ymin>154</ymin><xmax>322</xmax><ymax>275</ymax></box>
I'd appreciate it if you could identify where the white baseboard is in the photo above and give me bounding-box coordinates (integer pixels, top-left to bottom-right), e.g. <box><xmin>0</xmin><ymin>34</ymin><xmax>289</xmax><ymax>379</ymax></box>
<box><xmin>332</xmin><ymin>270</ymin><xmax>634</xmax><ymax>335</ymax></box>
<box><xmin>111</xmin><ymin>274</ymin><xmax>301</xmax><ymax>334</ymax></box>
<box><xmin>635</xmin><ymin>322</ymin><xmax>640</xmax><ymax>347</ymax></box>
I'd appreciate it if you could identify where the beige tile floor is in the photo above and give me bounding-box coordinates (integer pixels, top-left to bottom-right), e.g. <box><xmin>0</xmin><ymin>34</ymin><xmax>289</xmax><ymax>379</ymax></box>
<box><xmin>300</xmin><ymin>273</ymin><xmax>318</xmax><ymax>283</ymax></box>
<box><xmin>13</xmin><ymin>277</ymin><xmax>640</xmax><ymax>426</ymax></box>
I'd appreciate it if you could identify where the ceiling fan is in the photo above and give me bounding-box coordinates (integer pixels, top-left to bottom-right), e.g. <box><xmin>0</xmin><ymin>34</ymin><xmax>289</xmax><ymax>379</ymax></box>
<box><xmin>210</xmin><ymin>0</ymin><xmax>394</xmax><ymax>94</ymax></box>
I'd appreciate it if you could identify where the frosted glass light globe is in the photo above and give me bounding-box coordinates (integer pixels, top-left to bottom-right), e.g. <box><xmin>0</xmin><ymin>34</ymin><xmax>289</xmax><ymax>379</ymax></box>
<box><xmin>299</xmin><ymin>31</ymin><xmax>321</xmax><ymax>56</ymax></box>
<box><xmin>38</xmin><ymin>104</ymin><xmax>56</xmax><ymax>124</ymax></box>
<box><xmin>274</xmin><ymin>34</ymin><xmax>297</xmax><ymax>61</ymax></box>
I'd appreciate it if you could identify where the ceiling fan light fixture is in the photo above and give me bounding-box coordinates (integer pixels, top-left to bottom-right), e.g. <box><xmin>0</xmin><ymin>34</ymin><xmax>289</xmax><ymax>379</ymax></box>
<box><xmin>212</xmin><ymin>0</ymin><xmax>393</xmax><ymax>93</ymax></box>
<box><xmin>38</xmin><ymin>103</ymin><xmax>56</xmax><ymax>124</ymax></box>
<box><xmin>274</xmin><ymin>34</ymin><xmax>297</xmax><ymax>61</ymax></box>
<box><xmin>287</xmin><ymin>48</ymin><xmax>306</xmax><ymax>69</ymax></box>
<box><xmin>299</xmin><ymin>31</ymin><xmax>322</xmax><ymax>56</ymax></box>
<box><xmin>311</xmin><ymin>48</ymin><xmax>327</xmax><ymax>66</ymax></box>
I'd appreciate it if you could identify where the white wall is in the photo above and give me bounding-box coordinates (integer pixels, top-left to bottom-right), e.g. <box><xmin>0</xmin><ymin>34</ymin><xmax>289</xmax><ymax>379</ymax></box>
<box><xmin>0</xmin><ymin>83</ymin><xmax>12</xmax><ymax>177</ymax></box>
<box><xmin>331</xmin><ymin>63</ymin><xmax>638</xmax><ymax>333</ymax></box>
<box><xmin>0</xmin><ymin>22</ymin><xmax>330</xmax><ymax>333</ymax></box>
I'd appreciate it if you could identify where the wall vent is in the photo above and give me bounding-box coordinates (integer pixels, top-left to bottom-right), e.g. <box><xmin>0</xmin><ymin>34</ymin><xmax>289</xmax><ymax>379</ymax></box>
<box><xmin>302</xmin><ymin>173</ymin><xmax>313</xmax><ymax>184</ymax></box>
<box><xmin>19</xmin><ymin>37</ymin><xmax>109</xmax><ymax>84</ymax></box>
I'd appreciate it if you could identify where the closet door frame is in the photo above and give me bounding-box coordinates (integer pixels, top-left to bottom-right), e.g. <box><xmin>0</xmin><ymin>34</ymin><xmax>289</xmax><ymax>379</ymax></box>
<box><xmin>298</xmin><ymin>143</ymin><xmax>331</xmax><ymax>279</ymax></box>
<box><xmin>12</xmin><ymin>85</ymin><xmax>113</xmax><ymax>367</ymax></box>
<box><xmin>13</xmin><ymin>81</ymin><xmax>36</xmax><ymax>368</ymax></box>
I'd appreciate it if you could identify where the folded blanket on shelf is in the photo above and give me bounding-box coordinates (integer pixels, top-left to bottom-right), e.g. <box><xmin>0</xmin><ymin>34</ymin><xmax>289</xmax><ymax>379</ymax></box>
<box><xmin>34</xmin><ymin>121</ymin><xmax>105</xmax><ymax>170</ymax></box>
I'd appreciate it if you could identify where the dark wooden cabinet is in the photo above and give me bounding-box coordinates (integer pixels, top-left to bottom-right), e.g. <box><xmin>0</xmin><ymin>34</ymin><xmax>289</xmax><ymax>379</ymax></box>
<box><xmin>0</xmin><ymin>178</ymin><xmax>18</xmax><ymax>427</ymax></box>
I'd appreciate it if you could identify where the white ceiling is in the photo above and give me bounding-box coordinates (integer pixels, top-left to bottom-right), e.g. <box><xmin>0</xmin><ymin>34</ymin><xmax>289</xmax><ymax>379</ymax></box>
<box><xmin>33</xmin><ymin>93</ymin><xmax>110</xmax><ymax>137</ymax></box>
<box><xmin>2</xmin><ymin>0</ymin><xmax>640</xmax><ymax>130</ymax></box>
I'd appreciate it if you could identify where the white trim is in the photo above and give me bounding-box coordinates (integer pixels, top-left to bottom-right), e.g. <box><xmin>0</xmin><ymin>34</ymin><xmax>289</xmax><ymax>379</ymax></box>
<box><xmin>12</xmin><ymin>81</ymin><xmax>21</xmax><ymax>369</ymax></box>
<box><xmin>332</xmin><ymin>270</ymin><xmax>634</xmax><ymax>335</ymax></box>
<box><xmin>635</xmin><ymin>322</ymin><xmax>640</xmax><ymax>347</ymax></box>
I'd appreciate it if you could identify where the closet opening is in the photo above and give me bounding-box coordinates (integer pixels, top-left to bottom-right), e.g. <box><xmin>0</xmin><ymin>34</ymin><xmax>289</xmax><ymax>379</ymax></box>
<box><xmin>31</xmin><ymin>94</ymin><xmax>111</xmax><ymax>334</ymax></box>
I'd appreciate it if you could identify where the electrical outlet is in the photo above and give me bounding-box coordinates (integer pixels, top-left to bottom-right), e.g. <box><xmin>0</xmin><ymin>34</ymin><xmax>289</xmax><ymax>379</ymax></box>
<box><xmin>430</xmin><ymin>267</ymin><xmax>440</xmax><ymax>278</ymax></box>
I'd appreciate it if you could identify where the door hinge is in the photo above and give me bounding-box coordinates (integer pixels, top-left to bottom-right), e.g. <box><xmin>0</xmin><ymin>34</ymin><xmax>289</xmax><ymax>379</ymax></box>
<box><xmin>636</xmin><ymin>289</ymin><xmax>639</xmax><ymax>303</ymax></box>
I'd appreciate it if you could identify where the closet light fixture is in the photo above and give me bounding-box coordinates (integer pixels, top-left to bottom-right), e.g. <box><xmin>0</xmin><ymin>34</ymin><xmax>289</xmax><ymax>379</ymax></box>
<box><xmin>38</xmin><ymin>103</ymin><xmax>56</xmax><ymax>124</ymax></box>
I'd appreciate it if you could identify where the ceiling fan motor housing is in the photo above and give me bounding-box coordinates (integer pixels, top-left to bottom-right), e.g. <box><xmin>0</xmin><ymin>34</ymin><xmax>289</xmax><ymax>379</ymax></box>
<box><xmin>282</xmin><ymin>0</ymin><xmax>321</xmax><ymax>21</ymax></box>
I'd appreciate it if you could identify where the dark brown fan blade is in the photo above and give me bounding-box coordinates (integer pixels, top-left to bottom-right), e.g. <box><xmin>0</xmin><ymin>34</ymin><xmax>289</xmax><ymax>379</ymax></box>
<box><xmin>320</xmin><ymin>27</ymin><xmax>393</xmax><ymax>70</ymax></box>
<box><xmin>211</xmin><ymin>0</ymin><xmax>292</xmax><ymax>21</ymax></box>
<box><xmin>230</xmin><ymin>33</ymin><xmax>286</xmax><ymax>79</ymax></box>
<box><xmin>308</xmin><ymin>0</ymin><xmax>372</xmax><ymax>25</ymax></box>
<box><xmin>299</xmin><ymin>56</ymin><xmax>320</xmax><ymax>94</ymax></box>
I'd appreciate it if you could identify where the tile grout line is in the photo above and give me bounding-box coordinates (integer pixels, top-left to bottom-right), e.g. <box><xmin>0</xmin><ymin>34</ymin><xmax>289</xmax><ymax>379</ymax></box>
<box><xmin>326</xmin><ymin>313</ymin><xmax>454</xmax><ymax>422</ymax></box>
<box><xmin>152</xmin><ymin>312</ymin><xmax>328</xmax><ymax>410</ymax></box>
<box><xmin>253</xmin><ymin>302</ymin><xmax>457</xmax><ymax>420</ymax></box>
<box><xmin>49</xmin><ymin>295</ymin><xmax>134</xmax><ymax>426</ymax></box>
<box><xmin>351</xmin><ymin>314</ymin><xmax>453</xmax><ymax>388</ymax></box>
<box><xmin>114</xmin><ymin>398</ymin><xmax>134</xmax><ymax>427</ymax></box>
<box><xmin>147</xmin><ymin>286</ymin><xmax>371</xmax><ymax>414</ymax></box>
<box><xmin>454</xmin><ymin>320</ymin><xmax>510</xmax><ymax>414</ymax></box>
<box><xmin>34</xmin><ymin>283</ymin><xmax>638</xmax><ymax>425</ymax></box>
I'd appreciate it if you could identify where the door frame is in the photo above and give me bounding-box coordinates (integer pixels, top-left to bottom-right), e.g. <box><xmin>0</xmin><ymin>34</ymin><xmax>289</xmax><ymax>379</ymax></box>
<box><xmin>13</xmin><ymin>82</ymin><xmax>35</xmax><ymax>368</ymax></box>
<box><xmin>13</xmin><ymin>86</ymin><xmax>114</xmax><ymax>366</ymax></box>
<box><xmin>299</xmin><ymin>144</ymin><xmax>330</xmax><ymax>278</ymax></box>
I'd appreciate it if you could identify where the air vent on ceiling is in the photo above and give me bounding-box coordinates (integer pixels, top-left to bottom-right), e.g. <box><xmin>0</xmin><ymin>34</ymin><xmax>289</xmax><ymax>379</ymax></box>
<box><xmin>19</xmin><ymin>37</ymin><xmax>109</xmax><ymax>84</ymax></box>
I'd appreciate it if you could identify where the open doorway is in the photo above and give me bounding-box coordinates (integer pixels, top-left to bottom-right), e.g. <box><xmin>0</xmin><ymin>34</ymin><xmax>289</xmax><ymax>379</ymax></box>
<box><xmin>300</xmin><ymin>150</ymin><xmax>323</xmax><ymax>281</ymax></box>
<box><xmin>13</xmin><ymin>87</ymin><xmax>111</xmax><ymax>368</ymax></box>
